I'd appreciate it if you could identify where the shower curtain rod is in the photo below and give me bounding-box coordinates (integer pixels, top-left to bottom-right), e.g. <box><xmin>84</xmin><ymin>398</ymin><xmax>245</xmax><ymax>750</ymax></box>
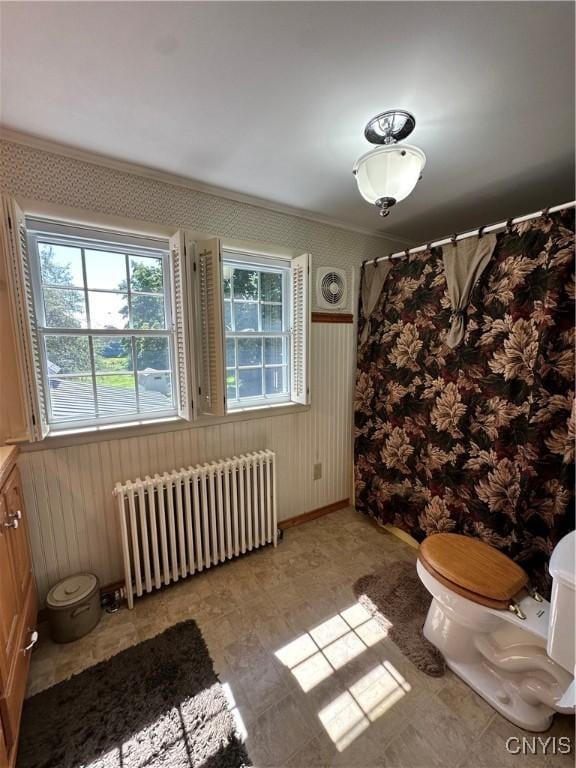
<box><xmin>364</xmin><ymin>200</ymin><xmax>576</xmax><ymax>266</ymax></box>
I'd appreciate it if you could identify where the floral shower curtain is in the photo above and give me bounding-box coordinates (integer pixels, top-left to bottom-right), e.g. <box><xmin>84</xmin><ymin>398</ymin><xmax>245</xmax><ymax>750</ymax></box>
<box><xmin>354</xmin><ymin>209</ymin><xmax>575</xmax><ymax>595</ymax></box>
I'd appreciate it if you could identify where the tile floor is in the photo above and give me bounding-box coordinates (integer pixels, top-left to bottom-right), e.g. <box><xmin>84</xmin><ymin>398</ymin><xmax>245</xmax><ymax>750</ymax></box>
<box><xmin>27</xmin><ymin>507</ymin><xmax>574</xmax><ymax>768</ymax></box>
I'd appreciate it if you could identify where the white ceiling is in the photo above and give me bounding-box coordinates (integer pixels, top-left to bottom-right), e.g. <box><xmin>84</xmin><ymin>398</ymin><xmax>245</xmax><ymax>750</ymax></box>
<box><xmin>1</xmin><ymin>1</ymin><xmax>574</xmax><ymax>242</ymax></box>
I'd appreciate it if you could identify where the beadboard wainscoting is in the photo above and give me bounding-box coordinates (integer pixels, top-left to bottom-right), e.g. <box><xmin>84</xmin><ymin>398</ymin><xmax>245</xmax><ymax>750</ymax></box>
<box><xmin>19</xmin><ymin>322</ymin><xmax>355</xmax><ymax>604</ymax></box>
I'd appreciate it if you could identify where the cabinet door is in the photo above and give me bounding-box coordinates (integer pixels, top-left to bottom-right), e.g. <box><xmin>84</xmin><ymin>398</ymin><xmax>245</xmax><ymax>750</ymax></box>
<box><xmin>0</xmin><ymin>711</ymin><xmax>8</xmax><ymax>768</ymax></box>
<box><xmin>1</xmin><ymin>587</ymin><xmax>36</xmax><ymax>759</ymax></box>
<box><xmin>3</xmin><ymin>468</ymin><xmax>32</xmax><ymax>607</ymax></box>
<box><xmin>0</xmin><ymin>494</ymin><xmax>19</xmax><ymax>687</ymax></box>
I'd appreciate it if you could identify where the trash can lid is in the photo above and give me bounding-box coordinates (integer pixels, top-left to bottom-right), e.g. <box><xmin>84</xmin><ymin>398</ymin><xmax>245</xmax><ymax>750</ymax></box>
<box><xmin>46</xmin><ymin>573</ymin><xmax>99</xmax><ymax>608</ymax></box>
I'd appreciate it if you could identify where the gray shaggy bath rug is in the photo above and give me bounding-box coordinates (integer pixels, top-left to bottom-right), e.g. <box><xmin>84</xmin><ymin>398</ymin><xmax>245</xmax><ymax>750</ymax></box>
<box><xmin>17</xmin><ymin>620</ymin><xmax>251</xmax><ymax>768</ymax></box>
<box><xmin>354</xmin><ymin>560</ymin><xmax>446</xmax><ymax>677</ymax></box>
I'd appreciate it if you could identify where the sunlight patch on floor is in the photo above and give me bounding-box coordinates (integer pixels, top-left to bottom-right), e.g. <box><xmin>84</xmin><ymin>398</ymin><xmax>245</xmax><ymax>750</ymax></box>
<box><xmin>221</xmin><ymin>682</ymin><xmax>248</xmax><ymax>741</ymax></box>
<box><xmin>309</xmin><ymin>614</ymin><xmax>350</xmax><ymax>648</ymax></box>
<box><xmin>319</xmin><ymin>662</ymin><xmax>410</xmax><ymax>750</ymax></box>
<box><xmin>275</xmin><ymin>632</ymin><xmax>319</xmax><ymax>668</ymax></box>
<box><xmin>363</xmin><ymin>616</ymin><xmax>390</xmax><ymax>643</ymax></box>
<box><xmin>318</xmin><ymin>690</ymin><xmax>370</xmax><ymax>751</ymax></box>
<box><xmin>274</xmin><ymin>601</ymin><xmax>410</xmax><ymax>751</ymax></box>
<box><xmin>349</xmin><ymin>663</ymin><xmax>409</xmax><ymax>721</ymax></box>
<box><xmin>322</xmin><ymin>630</ymin><xmax>367</xmax><ymax>670</ymax></box>
<box><xmin>290</xmin><ymin>649</ymin><xmax>334</xmax><ymax>692</ymax></box>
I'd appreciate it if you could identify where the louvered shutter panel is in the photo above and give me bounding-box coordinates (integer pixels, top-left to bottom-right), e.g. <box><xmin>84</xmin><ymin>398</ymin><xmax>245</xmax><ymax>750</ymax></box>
<box><xmin>193</xmin><ymin>237</ymin><xmax>226</xmax><ymax>417</ymax></box>
<box><xmin>169</xmin><ymin>231</ymin><xmax>193</xmax><ymax>421</ymax></box>
<box><xmin>1</xmin><ymin>196</ymin><xmax>49</xmax><ymax>440</ymax></box>
<box><xmin>290</xmin><ymin>253</ymin><xmax>310</xmax><ymax>405</ymax></box>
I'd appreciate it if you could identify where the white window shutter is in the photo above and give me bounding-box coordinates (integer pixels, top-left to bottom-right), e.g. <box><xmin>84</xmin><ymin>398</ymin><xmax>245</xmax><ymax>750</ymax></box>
<box><xmin>1</xmin><ymin>196</ymin><xmax>49</xmax><ymax>441</ymax></box>
<box><xmin>192</xmin><ymin>237</ymin><xmax>226</xmax><ymax>417</ymax></box>
<box><xmin>169</xmin><ymin>230</ymin><xmax>193</xmax><ymax>421</ymax></box>
<box><xmin>290</xmin><ymin>252</ymin><xmax>310</xmax><ymax>405</ymax></box>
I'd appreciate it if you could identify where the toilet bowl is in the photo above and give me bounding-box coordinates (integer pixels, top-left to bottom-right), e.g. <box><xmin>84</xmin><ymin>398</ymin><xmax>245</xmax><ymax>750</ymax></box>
<box><xmin>417</xmin><ymin>531</ymin><xmax>575</xmax><ymax>732</ymax></box>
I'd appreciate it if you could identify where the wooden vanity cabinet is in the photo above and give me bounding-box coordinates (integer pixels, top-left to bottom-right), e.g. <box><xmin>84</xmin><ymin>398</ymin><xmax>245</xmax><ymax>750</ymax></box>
<box><xmin>0</xmin><ymin>449</ymin><xmax>37</xmax><ymax>768</ymax></box>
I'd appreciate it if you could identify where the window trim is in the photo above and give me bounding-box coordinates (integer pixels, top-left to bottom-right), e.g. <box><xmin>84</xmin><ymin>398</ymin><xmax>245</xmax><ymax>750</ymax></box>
<box><xmin>25</xmin><ymin>216</ymin><xmax>169</xmax><ymax>251</ymax></box>
<box><xmin>222</xmin><ymin>250</ymin><xmax>292</xmax><ymax>411</ymax></box>
<box><xmin>26</xmin><ymin>222</ymin><xmax>178</xmax><ymax>433</ymax></box>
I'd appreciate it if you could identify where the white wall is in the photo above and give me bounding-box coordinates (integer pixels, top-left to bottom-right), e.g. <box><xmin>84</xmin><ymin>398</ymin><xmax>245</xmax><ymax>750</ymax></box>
<box><xmin>0</xmin><ymin>137</ymin><xmax>403</xmax><ymax>604</ymax></box>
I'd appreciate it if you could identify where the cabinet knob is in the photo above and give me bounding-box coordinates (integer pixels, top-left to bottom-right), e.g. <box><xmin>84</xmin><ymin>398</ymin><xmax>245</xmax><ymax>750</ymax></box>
<box><xmin>8</xmin><ymin>509</ymin><xmax>22</xmax><ymax>521</ymax></box>
<box><xmin>4</xmin><ymin>518</ymin><xmax>19</xmax><ymax>529</ymax></box>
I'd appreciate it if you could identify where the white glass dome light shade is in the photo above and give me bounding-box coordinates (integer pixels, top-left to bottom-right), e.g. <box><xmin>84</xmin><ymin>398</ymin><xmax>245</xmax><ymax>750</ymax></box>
<box><xmin>353</xmin><ymin>144</ymin><xmax>426</xmax><ymax>206</ymax></box>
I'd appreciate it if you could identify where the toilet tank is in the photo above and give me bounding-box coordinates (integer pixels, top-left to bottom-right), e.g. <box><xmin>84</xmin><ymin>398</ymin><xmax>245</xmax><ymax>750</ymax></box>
<box><xmin>547</xmin><ymin>530</ymin><xmax>575</xmax><ymax>673</ymax></box>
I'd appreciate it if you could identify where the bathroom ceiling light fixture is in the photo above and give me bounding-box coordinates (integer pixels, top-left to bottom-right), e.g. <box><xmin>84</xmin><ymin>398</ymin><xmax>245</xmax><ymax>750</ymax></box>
<box><xmin>353</xmin><ymin>110</ymin><xmax>426</xmax><ymax>217</ymax></box>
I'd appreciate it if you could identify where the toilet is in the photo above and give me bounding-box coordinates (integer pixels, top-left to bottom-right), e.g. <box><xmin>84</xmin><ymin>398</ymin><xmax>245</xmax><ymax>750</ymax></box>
<box><xmin>417</xmin><ymin>530</ymin><xmax>575</xmax><ymax>731</ymax></box>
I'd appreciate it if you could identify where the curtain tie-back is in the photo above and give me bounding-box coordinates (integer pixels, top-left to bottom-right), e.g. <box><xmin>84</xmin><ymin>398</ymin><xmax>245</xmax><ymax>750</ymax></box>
<box><xmin>359</xmin><ymin>260</ymin><xmax>393</xmax><ymax>346</ymax></box>
<box><xmin>442</xmin><ymin>234</ymin><xmax>497</xmax><ymax>348</ymax></box>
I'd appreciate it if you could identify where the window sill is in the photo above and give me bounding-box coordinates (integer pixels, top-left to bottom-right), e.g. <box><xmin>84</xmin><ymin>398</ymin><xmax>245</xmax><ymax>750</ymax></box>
<box><xmin>226</xmin><ymin>400</ymin><xmax>293</xmax><ymax>415</ymax></box>
<box><xmin>45</xmin><ymin>415</ymin><xmax>182</xmax><ymax>439</ymax></box>
<box><xmin>21</xmin><ymin>402</ymin><xmax>311</xmax><ymax>451</ymax></box>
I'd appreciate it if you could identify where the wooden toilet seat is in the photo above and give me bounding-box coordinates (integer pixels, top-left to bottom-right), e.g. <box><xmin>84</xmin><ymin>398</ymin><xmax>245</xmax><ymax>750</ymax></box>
<box><xmin>418</xmin><ymin>533</ymin><xmax>529</xmax><ymax>610</ymax></box>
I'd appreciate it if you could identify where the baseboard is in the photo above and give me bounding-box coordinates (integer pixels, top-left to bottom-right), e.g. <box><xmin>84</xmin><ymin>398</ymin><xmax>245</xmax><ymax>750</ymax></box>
<box><xmin>279</xmin><ymin>498</ymin><xmax>350</xmax><ymax>529</ymax></box>
<box><xmin>383</xmin><ymin>524</ymin><xmax>420</xmax><ymax>549</ymax></box>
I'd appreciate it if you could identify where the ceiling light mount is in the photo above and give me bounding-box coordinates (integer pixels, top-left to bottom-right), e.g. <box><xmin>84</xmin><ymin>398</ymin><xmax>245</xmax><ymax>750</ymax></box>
<box><xmin>375</xmin><ymin>197</ymin><xmax>397</xmax><ymax>218</ymax></box>
<box><xmin>353</xmin><ymin>109</ymin><xmax>425</xmax><ymax>217</ymax></box>
<box><xmin>364</xmin><ymin>109</ymin><xmax>416</xmax><ymax>145</ymax></box>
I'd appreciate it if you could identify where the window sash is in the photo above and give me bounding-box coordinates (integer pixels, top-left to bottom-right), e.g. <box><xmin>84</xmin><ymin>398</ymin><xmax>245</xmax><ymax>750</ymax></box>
<box><xmin>27</xmin><ymin>225</ymin><xmax>177</xmax><ymax>430</ymax></box>
<box><xmin>39</xmin><ymin>330</ymin><xmax>177</xmax><ymax>428</ymax></box>
<box><xmin>226</xmin><ymin>332</ymin><xmax>291</xmax><ymax>407</ymax></box>
<box><xmin>224</xmin><ymin>258</ymin><xmax>288</xmax><ymax>307</ymax></box>
<box><xmin>223</xmin><ymin>254</ymin><xmax>291</xmax><ymax>408</ymax></box>
<box><xmin>30</xmin><ymin>234</ymin><xmax>171</xmax><ymax>332</ymax></box>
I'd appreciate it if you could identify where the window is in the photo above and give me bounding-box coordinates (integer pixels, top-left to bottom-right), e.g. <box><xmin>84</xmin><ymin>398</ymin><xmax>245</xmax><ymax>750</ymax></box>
<box><xmin>14</xmin><ymin>214</ymin><xmax>177</xmax><ymax>432</ymax></box>
<box><xmin>223</xmin><ymin>254</ymin><xmax>291</xmax><ymax>409</ymax></box>
<box><xmin>2</xmin><ymin>196</ymin><xmax>310</xmax><ymax>441</ymax></box>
